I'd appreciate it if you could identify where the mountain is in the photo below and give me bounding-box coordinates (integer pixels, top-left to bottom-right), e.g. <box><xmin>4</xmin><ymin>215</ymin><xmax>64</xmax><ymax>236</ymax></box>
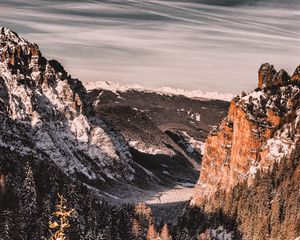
<box><xmin>175</xmin><ymin>63</ymin><xmax>300</xmax><ymax>239</ymax></box>
<box><xmin>0</xmin><ymin>26</ymin><xmax>144</xmax><ymax>190</ymax></box>
<box><xmin>2</xmin><ymin>26</ymin><xmax>299</xmax><ymax>240</ymax></box>
<box><xmin>0</xmin><ymin>27</ymin><xmax>229</xmax><ymax>239</ymax></box>
<box><xmin>0</xmin><ymin>26</ymin><xmax>142</xmax><ymax>239</ymax></box>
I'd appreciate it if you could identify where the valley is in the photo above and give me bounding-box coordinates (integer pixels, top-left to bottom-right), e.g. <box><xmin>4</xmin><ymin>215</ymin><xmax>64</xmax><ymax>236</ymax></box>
<box><xmin>0</xmin><ymin>27</ymin><xmax>299</xmax><ymax>240</ymax></box>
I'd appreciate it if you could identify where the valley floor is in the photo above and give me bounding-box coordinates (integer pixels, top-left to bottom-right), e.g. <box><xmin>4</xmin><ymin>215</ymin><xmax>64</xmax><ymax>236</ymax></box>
<box><xmin>145</xmin><ymin>184</ymin><xmax>195</xmax><ymax>225</ymax></box>
<box><xmin>114</xmin><ymin>183</ymin><xmax>195</xmax><ymax>225</ymax></box>
<box><xmin>144</xmin><ymin>184</ymin><xmax>194</xmax><ymax>205</ymax></box>
<box><xmin>109</xmin><ymin>182</ymin><xmax>195</xmax><ymax>205</ymax></box>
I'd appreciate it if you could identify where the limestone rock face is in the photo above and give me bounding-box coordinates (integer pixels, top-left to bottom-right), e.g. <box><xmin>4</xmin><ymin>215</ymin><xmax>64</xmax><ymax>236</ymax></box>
<box><xmin>183</xmin><ymin>64</ymin><xmax>300</xmax><ymax>239</ymax></box>
<box><xmin>192</xmin><ymin>64</ymin><xmax>300</xmax><ymax>206</ymax></box>
<box><xmin>257</xmin><ymin>63</ymin><xmax>292</xmax><ymax>89</ymax></box>
<box><xmin>0</xmin><ymin>27</ymin><xmax>88</xmax><ymax>119</ymax></box>
<box><xmin>258</xmin><ymin>63</ymin><xmax>277</xmax><ymax>89</ymax></box>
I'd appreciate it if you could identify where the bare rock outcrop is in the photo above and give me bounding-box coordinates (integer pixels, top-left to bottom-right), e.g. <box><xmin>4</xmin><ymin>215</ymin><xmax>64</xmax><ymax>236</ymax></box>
<box><xmin>257</xmin><ymin>63</ymin><xmax>292</xmax><ymax>89</ymax></box>
<box><xmin>258</xmin><ymin>63</ymin><xmax>277</xmax><ymax>89</ymax></box>
<box><xmin>292</xmin><ymin>64</ymin><xmax>300</xmax><ymax>82</ymax></box>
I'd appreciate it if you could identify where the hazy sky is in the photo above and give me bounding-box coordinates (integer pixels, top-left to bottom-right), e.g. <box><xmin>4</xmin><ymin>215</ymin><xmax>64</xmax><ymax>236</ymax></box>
<box><xmin>0</xmin><ymin>0</ymin><xmax>299</xmax><ymax>93</ymax></box>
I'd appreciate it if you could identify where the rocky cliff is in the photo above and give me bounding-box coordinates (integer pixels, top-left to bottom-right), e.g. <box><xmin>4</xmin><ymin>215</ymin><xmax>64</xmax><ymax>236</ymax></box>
<box><xmin>183</xmin><ymin>63</ymin><xmax>300</xmax><ymax>239</ymax></box>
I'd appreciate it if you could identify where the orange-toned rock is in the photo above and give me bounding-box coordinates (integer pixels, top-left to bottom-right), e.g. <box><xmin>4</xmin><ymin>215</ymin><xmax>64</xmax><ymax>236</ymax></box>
<box><xmin>0</xmin><ymin>174</ymin><xmax>5</xmax><ymax>193</ymax></box>
<box><xmin>193</xmin><ymin>99</ymin><xmax>267</xmax><ymax>205</ymax></box>
<box><xmin>265</xmin><ymin>109</ymin><xmax>281</xmax><ymax>138</ymax></box>
<box><xmin>291</xmin><ymin>65</ymin><xmax>300</xmax><ymax>81</ymax></box>
<box><xmin>258</xmin><ymin>63</ymin><xmax>276</xmax><ymax>89</ymax></box>
<box><xmin>272</xmin><ymin>69</ymin><xmax>290</xmax><ymax>87</ymax></box>
<box><xmin>192</xmin><ymin>64</ymin><xmax>300</xmax><ymax>207</ymax></box>
<box><xmin>30</xmin><ymin>44</ymin><xmax>40</xmax><ymax>56</ymax></box>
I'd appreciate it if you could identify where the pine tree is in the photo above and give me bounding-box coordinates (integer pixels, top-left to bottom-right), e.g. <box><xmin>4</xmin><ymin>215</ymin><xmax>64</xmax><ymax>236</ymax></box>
<box><xmin>0</xmin><ymin>174</ymin><xmax>5</xmax><ymax>194</ymax></box>
<box><xmin>21</xmin><ymin>162</ymin><xmax>37</xmax><ymax>215</ymax></box>
<box><xmin>198</xmin><ymin>230</ymin><xmax>212</xmax><ymax>240</ymax></box>
<box><xmin>160</xmin><ymin>224</ymin><xmax>172</xmax><ymax>240</ymax></box>
<box><xmin>18</xmin><ymin>162</ymin><xmax>38</xmax><ymax>239</ymax></box>
<box><xmin>0</xmin><ymin>210</ymin><xmax>12</xmax><ymax>239</ymax></box>
<box><xmin>38</xmin><ymin>194</ymin><xmax>52</xmax><ymax>238</ymax></box>
<box><xmin>146</xmin><ymin>224</ymin><xmax>158</xmax><ymax>240</ymax></box>
<box><xmin>49</xmin><ymin>193</ymin><xmax>76</xmax><ymax>240</ymax></box>
<box><xmin>132</xmin><ymin>218</ymin><xmax>142</xmax><ymax>238</ymax></box>
<box><xmin>135</xmin><ymin>202</ymin><xmax>153</xmax><ymax>222</ymax></box>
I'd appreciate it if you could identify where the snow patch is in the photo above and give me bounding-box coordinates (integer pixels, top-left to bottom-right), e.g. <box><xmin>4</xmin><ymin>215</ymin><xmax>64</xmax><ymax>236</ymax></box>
<box><xmin>128</xmin><ymin>140</ymin><xmax>175</xmax><ymax>156</ymax></box>
<box><xmin>210</xmin><ymin>226</ymin><xmax>233</xmax><ymax>240</ymax></box>
<box><xmin>181</xmin><ymin>131</ymin><xmax>205</xmax><ymax>155</ymax></box>
<box><xmin>70</xmin><ymin>114</ymin><xmax>90</xmax><ymax>143</ymax></box>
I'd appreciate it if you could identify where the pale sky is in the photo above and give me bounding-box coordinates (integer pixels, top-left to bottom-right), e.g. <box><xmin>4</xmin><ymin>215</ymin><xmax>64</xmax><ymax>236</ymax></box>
<box><xmin>0</xmin><ymin>0</ymin><xmax>299</xmax><ymax>94</ymax></box>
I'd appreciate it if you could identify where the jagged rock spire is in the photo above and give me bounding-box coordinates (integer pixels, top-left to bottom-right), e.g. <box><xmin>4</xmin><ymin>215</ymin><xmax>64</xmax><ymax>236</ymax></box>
<box><xmin>292</xmin><ymin>64</ymin><xmax>300</xmax><ymax>82</ymax></box>
<box><xmin>272</xmin><ymin>69</ymin><xmax>290</xmax><ymax>87</ymax></box>
<box><xmin>257</xmin><ymin>63</ymin><xmax>300</xmax><ymax>89</ymax></box>
<box><xmin>0</xmin><ymin>27</ymin><xmax>39</xmax><ymax>66</ymax></box>
<box><xmin>258</xmin><ymin>63</ymin><xmax>277</xmax><ymax>89</ymax></box>
<box><xmin>192</xmin><ymin>62</ymin><xmax>300</xmax><ymax>208</ymax></box>
<box><xmin>0</xmin><ymin>27</ymin><xmax>27</xmax><ymax>45</ymax></box>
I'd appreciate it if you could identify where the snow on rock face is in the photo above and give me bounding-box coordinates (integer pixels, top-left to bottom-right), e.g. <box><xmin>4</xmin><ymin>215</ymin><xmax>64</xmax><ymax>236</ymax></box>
<box><xmin>128</xmin><ymin>140</ymin><xmax>175</xmax><ymax>156</ymax></box>
<box><xmin>0</xmin><ymin>27</ymin><xmax>27</xmax><ymax>45</ymax></box>
<box><xmin>0</xmin><ymin>27</ymin><xmax>136</xmax><ymax>185</ymax></box>
<box><xmin>71</xmin><ymin>114</ymin><xmax>91</xmax><ymax>143</ymax></box>
<box><xmin>179</xmin><ymin>131</ymin><xmax>205</xmax><ymax>155</ymax></box>
<box><xmin>258</xmin><ymin>107</ymin><xmax>300</xmax><ymax>173</ymax></box>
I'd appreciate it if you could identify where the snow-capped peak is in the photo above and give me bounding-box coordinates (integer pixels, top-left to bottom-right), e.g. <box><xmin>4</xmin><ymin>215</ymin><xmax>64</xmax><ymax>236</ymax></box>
<box><xmin>0</xmin><ymin>27</ymin><xmax>28</xmax><ymax>45</ymax></box>
<box><xmin>84</xmin><ymin>80</ymin><xmax>234</xmax><ymax>101</ymax></box>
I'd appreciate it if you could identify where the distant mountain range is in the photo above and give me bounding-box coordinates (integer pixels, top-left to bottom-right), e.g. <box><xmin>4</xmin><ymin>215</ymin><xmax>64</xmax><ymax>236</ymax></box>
<box><xmin>84</xmin><ymin>81</ymin><xmax>234</xmax><ymax>101</ymax></box>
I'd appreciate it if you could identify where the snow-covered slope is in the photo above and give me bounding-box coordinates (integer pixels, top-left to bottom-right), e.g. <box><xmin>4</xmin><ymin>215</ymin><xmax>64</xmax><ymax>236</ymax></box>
<box><xmin>84</xmin><ymin>80</ymin><xmax>233</xmax><ymax>101</ymax></box>
<box><xmin>0</xmin><ymin>27</ymin><xmax>147</xmax><ymax>189</ymax></box>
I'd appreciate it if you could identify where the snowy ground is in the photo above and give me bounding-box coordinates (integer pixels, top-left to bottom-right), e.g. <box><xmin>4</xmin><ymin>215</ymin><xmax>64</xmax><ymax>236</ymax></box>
<box><xmin>105</xmin><ymin>181</ymin><xmax>195</xmax><ymax>206</ymax></box>
<box><xmin>124</xmin><ymin>184</ymin><xmax>195</xmax><ymax>225</ymax></box>
<box><xmin>144</xmin><ymin>184</ymin><xmax>194</xmax><ymax>204</ymax></box>
<box><xmin>113</xmin><ymin>183</ymin><xmax>195</xmax><ymax>224</ymax></box>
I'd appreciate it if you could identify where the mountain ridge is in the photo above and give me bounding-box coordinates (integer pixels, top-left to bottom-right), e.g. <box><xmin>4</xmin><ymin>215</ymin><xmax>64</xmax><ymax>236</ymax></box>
<box><xmin>176</xmin><ymin>62</ymin><xmax>300</xmax><ymax>240</ymax></box>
